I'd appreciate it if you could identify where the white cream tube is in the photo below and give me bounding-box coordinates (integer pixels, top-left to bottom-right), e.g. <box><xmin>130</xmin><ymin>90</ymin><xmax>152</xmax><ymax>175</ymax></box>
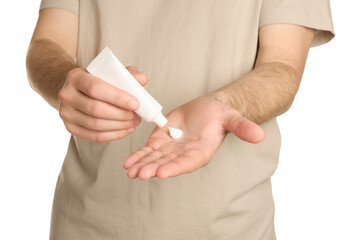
<box><xmin>86</xmin><ymin>47</ymin><xmax>168</xmax><ymax>127</ymax></box>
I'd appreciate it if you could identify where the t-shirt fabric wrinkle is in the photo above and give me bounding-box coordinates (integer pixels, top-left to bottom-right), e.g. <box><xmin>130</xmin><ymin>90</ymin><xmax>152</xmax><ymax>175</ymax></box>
<box><xmin>39</xmin><ymin>0</ymin><xmax>334</xmax><ymax>239</ymax></box>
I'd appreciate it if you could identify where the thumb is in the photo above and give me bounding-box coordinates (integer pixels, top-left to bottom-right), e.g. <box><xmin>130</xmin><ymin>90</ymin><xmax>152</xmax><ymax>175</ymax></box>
<box><xmin>126</xmin><ymin>66</ymin><xmax>149</xmax><ymax>86</ymax></box>
<box><xmin>223</xmin><ymin>109</ymin><xmax>265</xmax><ymax>143</ymax></box>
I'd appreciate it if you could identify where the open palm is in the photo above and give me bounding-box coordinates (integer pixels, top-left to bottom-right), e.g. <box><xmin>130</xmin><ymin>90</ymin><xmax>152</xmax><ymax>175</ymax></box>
<box><xmin>123</xmin><ymin>96</ymin><xmax>265</xmax><ymax>180</ymax></box>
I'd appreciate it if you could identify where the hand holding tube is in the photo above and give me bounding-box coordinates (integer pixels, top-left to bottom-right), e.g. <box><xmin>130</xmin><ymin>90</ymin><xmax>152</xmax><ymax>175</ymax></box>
<box><xmin>58</xmin><ymin>66</ymin><xmax>148</xmax><ymax>142</ymax></box>
<box><xmin>86</xmin><ymin>47</ymin><xmax>168</xmax><ymax>128</ymax></box>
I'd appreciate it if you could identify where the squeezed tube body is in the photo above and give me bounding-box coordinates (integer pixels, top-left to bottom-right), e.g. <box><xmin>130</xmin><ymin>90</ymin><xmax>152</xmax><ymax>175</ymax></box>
<box><xmin>86</xmin><ymin>47</ymin><xmax>168</xmax><ymax>127</ymax></box>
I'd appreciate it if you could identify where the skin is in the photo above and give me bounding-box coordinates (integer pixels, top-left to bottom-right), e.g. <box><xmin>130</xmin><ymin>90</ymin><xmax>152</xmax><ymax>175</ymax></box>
<box><xmin>27</xmin><ymin>9</ymin><xmax>148</xmax><ymax>142</ymax></box>
<box><xmin>124</xmin><ymin>97</ymin><xmax>265</xmax><ymax>180</ymax></box>
<box><xmin>124</xmin><ymin>25</ymin><xmax>315</xmax><ymax>180</ymax></box>
<box><xmin>26</xmin><ymin>8</ymin><xmax>315</xmax><ymax>180</ymax></box>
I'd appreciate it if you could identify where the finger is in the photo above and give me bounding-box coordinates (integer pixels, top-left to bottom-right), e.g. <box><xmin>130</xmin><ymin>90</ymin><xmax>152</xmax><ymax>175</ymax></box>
<box><xmin>64</xmin><ymin>122</ymin><xmax>134</xmax><ymax>143</ymax></box>
<box><xmin>137</xmin><ymin>153</ymin><xmax>178</xmax><ymax>180</ymax></box>
<box><xmin>126</xmin><ymin>66</ymin><xmax>149</xmax><ymax>86</ymax></box>
<box><xmin>136</xmin><ymin>150</ymin><xmax>165</xmax><ymax>164</ymax></box>
<box><xmin>127</xmin><ymin>161</ymin><xmax>149</xmax><ymax>179</ymax></box>
<box><xmin>73</xmin><ymin>70</ymin><xmax>141</xmax><ymax>111</ymax></box>
<box><xmin>62</xmin><ymin>107</ymin><xmax>141</xmax><ymax>131</ymax></box>
<box><xmin>156</xmin><ymin>149</ymin><xmax>206</xmax><ymax>179</ymax></box>
<box><xmin>71</xmin><ymin>90</ymin><xmax>137</xmax><ymax>121</ymax></box>
<box><xmin>126</xmin><ymin>151</ymin><xmax>164</xmax><ymax>178</ymax></box>
<box><xmin>224</xmin><ymin>110</ymin><xmax>265</xmax><ymax>143</ymax></box>
<box><xmin>123</xmin><ymin>146</ymin><xmax>153</xmax><ymax>169</ymax></box>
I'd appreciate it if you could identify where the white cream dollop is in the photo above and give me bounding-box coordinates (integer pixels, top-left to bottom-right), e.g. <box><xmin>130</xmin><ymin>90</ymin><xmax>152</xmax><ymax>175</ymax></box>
<box><xmin>168</xmin><ymin>127</ymin><xmax>183</xmax><ymax>139</ymax></box>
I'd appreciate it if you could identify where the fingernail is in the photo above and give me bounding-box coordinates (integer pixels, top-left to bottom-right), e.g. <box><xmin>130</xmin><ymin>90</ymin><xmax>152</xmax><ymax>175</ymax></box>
<box><xmin>128</xmin><ymin>100</ymin><xmax>139</xmax><ymax>110</ymax></box>
<box><xmin>128</xmin><ymin>128</ymin><xmax>136</xmax><ymax>133</ymax></box>
<box><xmin>134</xmin><ymin>118</ymin><xmax>141</xmax><ymax>125</ymax></box>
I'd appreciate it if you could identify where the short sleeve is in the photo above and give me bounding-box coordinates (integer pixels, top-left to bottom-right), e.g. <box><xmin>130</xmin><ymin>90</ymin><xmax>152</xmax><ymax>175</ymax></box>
<box><xmin>259</xmin><ymin>0</ymin><xmax>335</xmax><ymax>47</ymax></box>
<box><xmin>40</xmin><ymin>0</ymin><xmax>79</xmax><ymax>15</ymax></box>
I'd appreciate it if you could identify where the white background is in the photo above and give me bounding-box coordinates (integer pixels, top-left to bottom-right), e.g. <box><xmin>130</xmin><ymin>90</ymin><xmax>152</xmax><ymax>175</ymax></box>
<box><xmin>0</xmin><ymin>1</ymin><xmax>356</xmax><ymax>239</ymax></box>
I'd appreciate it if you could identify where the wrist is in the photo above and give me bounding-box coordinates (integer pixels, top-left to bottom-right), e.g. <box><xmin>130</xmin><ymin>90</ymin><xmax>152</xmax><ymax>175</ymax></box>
<box><xmin>205</xmin><ymin>90</ymin><xmax>231</xmax><ymax>107</ymax></box>
<box><xmin>57</xmin><ymin>67</ymin><xmax>83</xmax><ymax>106</ymax></box>
<box><xmin>205</xmin><ymin>89</ymin><xmax>251</xmax><ymax>122</ymax></box>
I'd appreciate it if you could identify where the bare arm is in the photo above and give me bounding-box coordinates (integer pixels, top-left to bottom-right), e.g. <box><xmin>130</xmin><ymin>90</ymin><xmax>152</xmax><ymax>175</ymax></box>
<box><xmin>26</xmin><ymin>8</ymin><xmax>149</xmax><ymax>142</ymax></box>
<box><xmin>26</xmin><ymin>8</ymin><xmax>79</xmax><ymax>110</ymax></box>
<box><xmin>123</xmin><ymin>24</ymin><xmax>317</xmax><ymax>180</ymax></box>
<box><xmin>208</xmin><ymin>24</ymin><xmax>316</xmax><ymax>124</ymax></box>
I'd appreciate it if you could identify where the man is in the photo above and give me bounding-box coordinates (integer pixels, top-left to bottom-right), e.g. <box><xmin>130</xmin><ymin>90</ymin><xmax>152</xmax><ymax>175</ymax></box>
<box><xmin>26</xmin><ymin>0</ymin><xmax>334</xmax><ymax>239</ymax></box>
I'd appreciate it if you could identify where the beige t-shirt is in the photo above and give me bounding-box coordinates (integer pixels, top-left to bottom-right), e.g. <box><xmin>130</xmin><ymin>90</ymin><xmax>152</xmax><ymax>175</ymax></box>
<box><xmin>40</xmin><ymin>0</ymin><xmax>334</xmax><ymax>239</ymax></box>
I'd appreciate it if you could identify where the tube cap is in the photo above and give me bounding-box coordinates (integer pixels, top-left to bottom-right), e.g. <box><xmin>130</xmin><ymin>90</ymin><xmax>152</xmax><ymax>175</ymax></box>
<box><xmin>152</xmin><ymin>112</ymin><xmax>168</xmax><ymax>128</ymax></box>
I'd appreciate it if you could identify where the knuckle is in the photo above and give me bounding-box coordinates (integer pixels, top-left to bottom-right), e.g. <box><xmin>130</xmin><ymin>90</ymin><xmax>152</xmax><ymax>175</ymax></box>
<box><xmin>87</xmin><ymin>83</ymin><xmax>99</xmax><ymax>97</ymax></box>
<box><xmin>66</xmin><ymin>71</ymin><xmax>75</xmax><ymax>83</ymax></box>
<box><xmin>231</xmin><ymin>118</ymin><xmax>244</xmax><ymax>131</ymax></box>
<box><xmin>58</xmin><ymin>90</ymin><xmax>68</xmax><ymax>103</ymax></box>
<box><xmin>113</xmin><ymin>94</ymin><xmax>123</xmax><ymax>106</ymax></box>
<box><xmin>58</xmin><ymin>108</ymin><xmax>67</xmax><ymax>120</ymax></box>
<box><xmin>64</xmin><ymin>123</ymin><xmax>74</xmax><ymax>134</ymax></box>
<box><xmin>88</xmin><ymin>101</ymin><xmax>101</xmax><ymax>115</ymax></box>
<box><xmin>66</xmin><ymin>68</ymin><xmax>80</xmax><ymax>84</ymax></box>
<box><xmin>89</xmin><ymin>118</ymin><xmax>102</xmax><ymax>130</ymax></box>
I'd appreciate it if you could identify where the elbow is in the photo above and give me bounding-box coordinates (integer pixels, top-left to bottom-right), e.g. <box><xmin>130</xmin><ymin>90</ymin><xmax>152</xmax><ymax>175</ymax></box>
<box><xmin>278</xmin><ymin>87</ymin><xmax>299</xmax><ymax>116</ymax></box>
<box><xmin>280</xmin><ymin>98</ymin><xmax>295</xmax><ymax>115</ymax></box>
<box><xmin>278</xmin><ymin>62</ymin><xmax>302</xmax><ymax>115</ymax></box>
<box><xmin>26</xmin><ymin>43</ymin><xmax>37</xmax><ymax>92</ymax></box>
<box><xmin>26</xmin><ymin>40</ymin><xmax>46</xmax><ymax>95</ymax></box>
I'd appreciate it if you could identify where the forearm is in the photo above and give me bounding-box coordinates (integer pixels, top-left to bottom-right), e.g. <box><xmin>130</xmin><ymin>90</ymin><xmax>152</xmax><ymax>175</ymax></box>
<box><xmin>208</xmin><ymin>61</ymin><xmax>302</xmax><ymax>124</ymax></box>
<box><xmin>26</xmin><ymin>38</ymin><xmax>79</xmax><ymax>110</ymax></box>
